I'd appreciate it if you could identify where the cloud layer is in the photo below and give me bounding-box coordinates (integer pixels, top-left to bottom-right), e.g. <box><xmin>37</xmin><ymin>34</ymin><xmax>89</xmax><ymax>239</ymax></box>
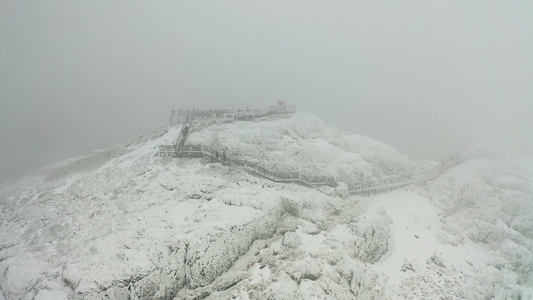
<box><xmin>1</xmin><ymin>1</ymin><xmax>532</xmax><ymax>183</ymax></box>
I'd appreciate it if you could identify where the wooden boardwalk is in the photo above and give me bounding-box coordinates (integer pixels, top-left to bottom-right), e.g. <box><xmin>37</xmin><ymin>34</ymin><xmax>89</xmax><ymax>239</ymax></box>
<box><xmin>159</xmin><ymin>112</ymin><xmax>485</xmax><ymax>196</ymax></box>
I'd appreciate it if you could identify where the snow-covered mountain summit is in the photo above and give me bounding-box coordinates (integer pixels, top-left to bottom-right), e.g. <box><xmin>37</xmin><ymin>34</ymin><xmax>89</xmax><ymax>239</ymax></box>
<box><xmin>185</xmin><ymin>113</ymin><xmax>414</xmax><ymax>181</ymax></box>
<box><xmin>1</xmin><ymin>113</ymin><xmax>532</xmax><ymax>299</ymax></box>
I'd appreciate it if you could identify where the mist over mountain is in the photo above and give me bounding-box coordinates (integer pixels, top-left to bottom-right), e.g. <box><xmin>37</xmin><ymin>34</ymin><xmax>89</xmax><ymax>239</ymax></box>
<box><xmin>2</xmin><ymin>1</ymin><xmax>533</xmax><ymax>184</ymax></box>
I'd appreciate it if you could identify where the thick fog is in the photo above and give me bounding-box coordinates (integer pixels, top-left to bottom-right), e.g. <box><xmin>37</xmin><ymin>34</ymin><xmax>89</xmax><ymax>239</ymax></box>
<box><xmin>1</xmin><ymin>1</ymin><xmax>532</xmax><ymax>183</ymax></box>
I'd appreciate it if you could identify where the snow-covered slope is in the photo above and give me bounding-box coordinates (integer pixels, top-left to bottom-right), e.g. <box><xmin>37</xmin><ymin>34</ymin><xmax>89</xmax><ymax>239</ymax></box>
<box><xmin>187</xmin><ymin>113</ymin><xmax>414</xmax><ymax>184</ymax></box>
<box><xmin>0</xmin><ymin>113</ymin><xmax>532</xmax><ymax>299</ymax></box>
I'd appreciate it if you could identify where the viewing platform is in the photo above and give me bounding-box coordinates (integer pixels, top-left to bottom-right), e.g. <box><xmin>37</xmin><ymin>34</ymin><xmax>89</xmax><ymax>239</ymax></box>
<box><xmin>170</xmin><ymin>102</ymin><xmax>296</xmax><ymax>125</ymax></box>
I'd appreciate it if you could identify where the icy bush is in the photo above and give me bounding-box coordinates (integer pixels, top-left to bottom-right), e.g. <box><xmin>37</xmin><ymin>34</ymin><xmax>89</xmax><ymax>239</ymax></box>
<box><xmin>350</xmin><ymin>210</ymin><xmax>392</xmax><ymax>264</ymax></box>
<box><xmin>263</xmin><ymin>273</ymin><xmax>300</xmax><ymax>300</ymax></box>
<box><xmin>463</xmin><ymin>219</ymin><xmax>506</xmax><ymax>244</ymax></box>
<box><xmin>506</xmin><ymin>245</ymin><xmax>533</xmax><ymax>285</ymax></box>
<box><xmin>511</xmin><ymin>214</ymin><xmax>533</xmax><ymax>239</ymax></box>
<box><xmin>335</xmin><ymin>260</ymin><xmax>386</xmax><ymax>299</ymax></box>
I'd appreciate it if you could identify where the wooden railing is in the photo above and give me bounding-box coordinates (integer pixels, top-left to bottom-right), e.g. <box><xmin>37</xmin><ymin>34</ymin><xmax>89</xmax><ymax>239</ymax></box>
<box><xmin>348</xmin><ymin>150</ymin><xmax>485</xmax><ymax>195</ymax></box>
<box><xmin>348</xmin><ymin>175</ymin><xmax>414</xmax><ymax>196</ymax></box>
<box><xmin>170</xmin><ymin>105</ymin><xmax>297</xmax><ymax>125</ymax></box>
<box><xmin>160</xmin><ymin>113</ymin><xmax>486</xmax><ymax>195</ymax></box>
<box><xmin>161</xmin><ymin>137</ymin><xmax>485</xmax><ymax>194</ymax></box>
<box><xmin>167</xmin><ymin>144</ymin><xmax>337</xmax><ymax>187</ymax></box>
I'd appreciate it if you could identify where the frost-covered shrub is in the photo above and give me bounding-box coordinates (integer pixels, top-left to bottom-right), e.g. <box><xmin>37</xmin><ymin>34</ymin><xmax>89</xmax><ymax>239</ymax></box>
<box><xmin>463</xmin><ymin>219</ymin><xmax>506</xmax><ymax>244</ymax></box>
<box><xmin>448</xmin><ymin>181</ymin><xmax>489</xmax><ymax>212</ymax></box>
<box><xmin>503</xmin><ymin>195</ymin><xmax>533</xmax><ymax>218</ymax></box>
<box><xmin>429</xmin><ymin>251</ymin><xmax>446</xmax><ymax>268</ymax></box>
<box><xmin>281</xmin><ymin>197</ymin><xmax>301</xmax><ymax>218</ymax></box>
<box><xmin>511</xmin><ymin>214</ymin><xmax>533</xmax><ymax>239</ymax></box>
<box><xmin>333</xmin><ymin>259</ymin><xmax>385</xmax><ymax>299</ymax></box>
<box><xmin>335</xmin><ymin>182</ymin><xmax>349</xmax><ymax>199</ymax></box>
<box><xmin>506</xmin><ymin>245</ymin><xmax>533</xmax><ymax>285</ymax></box>
<box><xmin>400</xmin><ymin>259</ymin><xmax>416</xmax><ymax>272</ymax></box>
<box><xmin>349</xmin><ymin>262</ymin><xmax>386</xmax><ymax>299</ymax></box>
<box><xmin>284</xmin><ymin>258</ymin><xmax>323</xmax><ymax>284</ymax></box>
<box><xmin>436</xmin><ymin>223</ymin><xmax>466</xmax><ymax>246</ymax></box>
<box><xmin>263</xmin><ymin>273</ymin><xmax>300</xmax><ymax>300</ymax></box>
<box><xmin>350</xmin><ymin>211</ymin><xmax>392</xmax><ymax>264</ymax></box>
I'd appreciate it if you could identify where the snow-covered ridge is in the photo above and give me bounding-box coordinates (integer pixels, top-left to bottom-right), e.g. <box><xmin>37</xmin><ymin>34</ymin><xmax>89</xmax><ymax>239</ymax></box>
<box><xmin>1</xmin><ymin>113</ymin><xmax>531</xmax><ymax>299</ymax></box>
<box><xmin>160</xmin><ymin>112</ymin><xmax>485</xmax><ymax>196</ymax></box>
<box><xmin>169</xmin><ymin>113</ymin><xmax>412</xmax><ymax>179</ymax></box>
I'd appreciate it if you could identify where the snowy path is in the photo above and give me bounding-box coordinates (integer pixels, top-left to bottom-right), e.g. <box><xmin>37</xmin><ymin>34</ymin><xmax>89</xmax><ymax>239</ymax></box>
<box><xmin>372</xmin><ymin>190</ymin><xmax>442</xmax><ymax>283</ymax></box>
<box><xmin>370</xmin><ymin>190</ymin><xmax>495</xmax><ymax>297</ymax></box>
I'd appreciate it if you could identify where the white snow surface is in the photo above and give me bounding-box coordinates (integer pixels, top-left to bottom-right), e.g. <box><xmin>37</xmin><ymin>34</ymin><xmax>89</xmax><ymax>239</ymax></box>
<box><xmin>0</xmin><ymin>113</ymin><xmax>532</xmax><ymax>299</ymax></box>
<box><xmin>187</xmin><ymin>113</ymin><xmax>414</xmax><ymax>183</ymax></box>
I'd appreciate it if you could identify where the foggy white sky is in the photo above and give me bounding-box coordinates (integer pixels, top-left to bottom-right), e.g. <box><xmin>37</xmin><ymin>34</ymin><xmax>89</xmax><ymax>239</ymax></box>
<box><xmin>1</xmin><ymin>1</ymin><xmax>532</xmax><ymax>183</ymax></box>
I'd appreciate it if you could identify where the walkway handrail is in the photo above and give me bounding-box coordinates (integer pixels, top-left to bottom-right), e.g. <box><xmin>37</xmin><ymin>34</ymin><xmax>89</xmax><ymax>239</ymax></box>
<box><xmin>161</xmin><ymin>141</ymin><xmax>486</xmax><ymax>194</ymax></box>
<box><xmin>170</xmin><ymin>105</ymin><xmax>297</xmax><ymax>125</ymax></box>
<box><xmin>160</xmin><ymin>109</ymin><xmax>486</xmax><ymax>195</ymax></box>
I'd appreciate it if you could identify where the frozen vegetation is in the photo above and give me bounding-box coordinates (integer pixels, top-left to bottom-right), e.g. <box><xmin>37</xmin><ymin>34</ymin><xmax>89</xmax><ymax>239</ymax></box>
<box><xmin>0</xmin><ymin>113</ymin><xmax>532</xmax><ymax>299</ymax></box>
